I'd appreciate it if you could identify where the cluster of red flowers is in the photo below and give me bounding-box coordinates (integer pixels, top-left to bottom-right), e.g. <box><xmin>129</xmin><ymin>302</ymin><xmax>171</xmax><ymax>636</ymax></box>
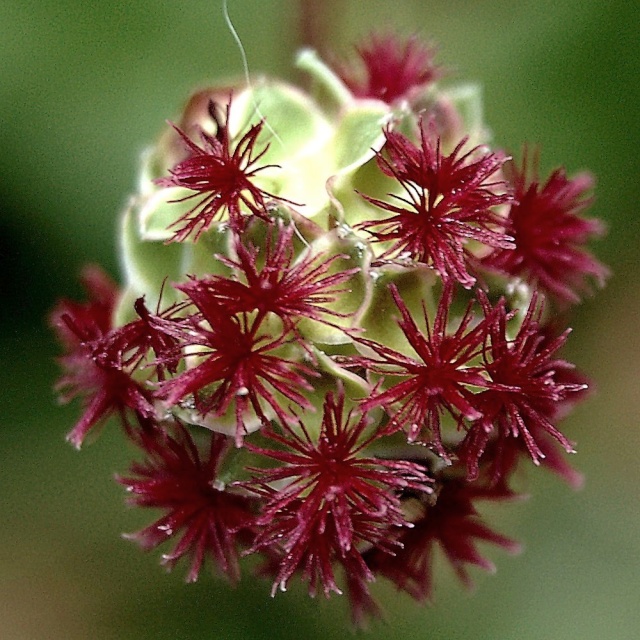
<box><xmin>51</xmin><ymin>33</ymin><xmax>607</xmax><ymax>625</ymax></box>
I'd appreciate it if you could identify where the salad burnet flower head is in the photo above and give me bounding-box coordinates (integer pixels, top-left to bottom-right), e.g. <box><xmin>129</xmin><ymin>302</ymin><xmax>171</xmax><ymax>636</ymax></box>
<box><xmin>50</xmin><ymin>30</ymin><xmax>607</xmax><ymax>625</ymax></box>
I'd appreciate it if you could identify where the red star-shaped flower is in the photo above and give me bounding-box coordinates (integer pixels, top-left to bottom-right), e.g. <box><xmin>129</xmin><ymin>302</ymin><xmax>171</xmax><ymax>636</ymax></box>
<box><xmin>459</xmin><ymin>293</ymin><xmax>585</xmax><ymax>479</ymax></box>
<box><xmin>364</xmin><ymin>477</ymin><xmax>521</xmax><ymax>603</ymax></box>
<box><xmin>243</xmin><ymin>387</ymin><xmax>433</xmax><ymax>599</ymax></box>
<box><xmin>352</xmin><ymin>282</ymin><xmax>492</xmax><ymax>458</ymax></box>
<box><xmin>183</xmin><ymin>222</ymin><xmax>357</xmax><ymax>331</ymax></box>
<box><xmin>482</xmin><ymin>151</ymin><xmax>609</xmax><ymax>304</ymax></box>
<box><xmin>157</xmin><ymin>100</ymin><xmax>285</xmax><ymax>241</ymax></box>
<box><xmin>118</xmin><ymin>422</ymin><xmax>255</xmax><ymax>583</ymax></box>
<box><xmin>359</xmin><ymin>122</ymin><xmax>514</xmax><ymax>287</ymax></box>
<box><xmin>335</xmin><ymin>32</ymin><xmax>441</xmax><ymax>104</ymax></box>
<box><xmin>155</xmin><ymin>289</ymin><xmax>315</xmax><ymax>445</ymax></box>
<box><xmin>50</xmin><ymin>266</ymin><xmax>156</xmax><ymax>448</ymax></box>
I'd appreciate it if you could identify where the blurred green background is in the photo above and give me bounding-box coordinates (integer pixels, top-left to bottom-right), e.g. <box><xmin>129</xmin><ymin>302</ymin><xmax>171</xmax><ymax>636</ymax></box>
<box><xmin>2</xmin><ymin>1</ymin><xmax>638</xmax><ymax>638</ymax></box>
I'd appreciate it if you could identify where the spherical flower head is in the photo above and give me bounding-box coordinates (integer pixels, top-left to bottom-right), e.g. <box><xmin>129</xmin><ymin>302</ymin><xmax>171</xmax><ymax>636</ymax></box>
<box><xmin>49</xmin><ymin>29</ymin><xmax>609</xmax><ymax>626</ymax></box>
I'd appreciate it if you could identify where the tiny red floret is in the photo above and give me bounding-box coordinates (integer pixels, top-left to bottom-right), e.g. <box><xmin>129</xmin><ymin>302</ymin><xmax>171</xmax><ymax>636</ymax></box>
<box><xmin>365</xmin><ymin>478</ymin><xmax>521</xmax><ymax>603</ymax></box>
<box><xmin>118</xmin><ymin>422</ymin><xmax>255</xmax><ymax>583</ymax></box>
<box><xmin>244</xmin><ymin>387</ymin><xmax>433</xmax><ymax>600</ymax></box>
<box><xmin>359</xmin><ymin>122</ymin><xmax>514</xmax><ymax>287</ymax></box>
<box><xmin>482</xmin><ymin>151</ymin><xmax>609</xmax><ymax>304</ymax></box>
<box><xmin>50</xmin><ymin>267</ymin><xmax>156</xmax><ymax>448</ymax></box>
<box><xmin>155</xmin><ymin>289</ymin><xmax>315</xmax><ymax>445</ymax></box>
<box><xmin>157</xmin><ymin>100</ymin><xmax>285</xmax><ymax>241</ymax></box>
<box><xmin>336</xmin><ymin>32</ymin><xmax>441</xmax><ymax>104</ymax></box>
<box><xmin>49</xmin><ymin>265</ymin><xmax>118</xmax><ymax>348</ymax></box>
<box><xmin>459</xmin><ymin>293</ymin><xmax>585</xmax><ymax>479</ymax></box>
<box><xmin>186</xmin><ymin>222</ymin><xmax>357</xmax><ymax>330</ymax></box>
<box><xmin>352</xmin><ymin>283</ymin><xmax>491</xmax><ymax>458</ymax></box>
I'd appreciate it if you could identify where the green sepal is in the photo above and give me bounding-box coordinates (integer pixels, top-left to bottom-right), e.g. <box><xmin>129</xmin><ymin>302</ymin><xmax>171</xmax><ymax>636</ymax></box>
<box><xmin>295</xmin><ymin>227</ymin><xmax>373</xmax><ymax>345</ymax></box>
<box><xmin>178</xmin><ymin>224</ymin><xmax>235</xmax><ymax>280</ymax></box>
<box><xmin>357</xmin><ymin>263</ymin><xmax>439</xmax><ymax>355</ymax></box>
<box><xmin>119</xmin><ymin>204</ymin><xmax>184</xmax><ymax>310</ymax></box>
<box><xmin>331</xmin><ymin>101</ymin><xmax>390</xmax><ymax>174</ymax></box>
<box><xmin>113</xmin><ymin>285</ymin><xmax>140</xmax><ymax>328</ymax></box>
<box><xmin>295</xmin><ymin>48</ymin><xmax>353</xmax><ymax>109</ymax></box>
<box><xmin>328</xmin><ymin>157</ymin><xmax>400</xmax><ymax>231</ymax></box>
<box><xmin>137</xmin><ymin>186</ymin><xmax>194</xmax><ymax>242</ymax></box>
<box><xmin>284</xmin><ymin>347</ymin><xmax>372</xmax><ymax>439</ymax></box>
<box><xmin>231</xmin><ymin>80</ymin><xmax>333</xmax><ymax>166</ymax></box>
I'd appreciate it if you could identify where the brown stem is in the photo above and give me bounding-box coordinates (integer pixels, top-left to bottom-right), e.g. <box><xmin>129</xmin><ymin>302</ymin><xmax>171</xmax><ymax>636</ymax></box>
<box><xmin>295</xmin><ymin>0</ymin><xmax>341</xmax><ymax>56</ymax></box>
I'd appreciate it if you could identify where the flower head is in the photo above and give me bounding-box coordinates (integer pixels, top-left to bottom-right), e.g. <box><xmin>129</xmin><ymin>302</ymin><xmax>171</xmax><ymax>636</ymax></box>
<box><xmin>50</xmin><ymin>30</ymin><xmax>608</xmax><ymax>626</ymax></box>
<box><xmin>482</xmin><ymin>151</ymin><xmax>608</xmax><ymax>304</ymax></box>
<box><xmin>157</xmin><ymin>100</ymin><xmax>284</xmax><ymax>241</ymax></box>
<box><xmin>359</xmin><ymin>121</ymin><xmax>514</xmax><ymax>287</ymax></box>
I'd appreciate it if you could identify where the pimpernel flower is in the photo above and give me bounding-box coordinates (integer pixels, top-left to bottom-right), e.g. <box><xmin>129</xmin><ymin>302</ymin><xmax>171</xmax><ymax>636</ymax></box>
<box><xmin>50</xmin><ymin>28</ymin><xmax>608</xmax><ymax>626</ymax></box>
<box><xmin>187</xmin><ymin>221</ymin><xmax>358</xmax><ymax>331</ymax></box>
<box><xmin>155</xmin><ymin>290</ymin><xmax>316</xmax><ymax>445</ymax></box>
<box><xmin>50</xmin><ymin>265</ymin><xmax>117</xmax><ymax>347</ymax></box>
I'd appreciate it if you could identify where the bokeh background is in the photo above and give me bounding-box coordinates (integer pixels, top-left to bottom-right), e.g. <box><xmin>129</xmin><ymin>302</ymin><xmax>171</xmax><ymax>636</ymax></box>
<box><xmin>2</xmin><ymin>1</ymin><xmax>638</xmax><ymax>638</ymax></box>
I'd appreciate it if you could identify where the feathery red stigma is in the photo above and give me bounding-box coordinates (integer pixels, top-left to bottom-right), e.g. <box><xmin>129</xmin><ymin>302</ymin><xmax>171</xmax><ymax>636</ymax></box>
<box><xmin>157</xmin><ymin>100</ymin><xmax>284</xmax><ymax>241</ymax></box>
<box><xmin>359</xmin><ymin>121</ymin><xmax>514</xmax><ymax>287</ymax></box>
